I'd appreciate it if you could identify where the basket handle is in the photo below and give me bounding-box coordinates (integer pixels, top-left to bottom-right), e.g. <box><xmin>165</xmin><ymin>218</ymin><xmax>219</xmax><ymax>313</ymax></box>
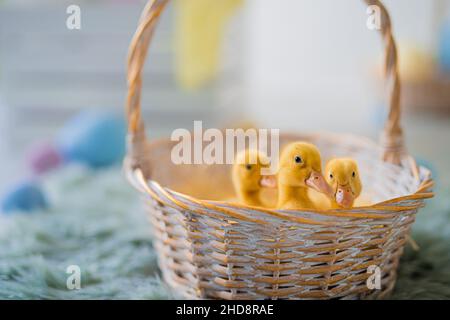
<box><xmin>126</xmin><ymin>0</ymin><xmax>406</xmax><ymax>167</ymax></box>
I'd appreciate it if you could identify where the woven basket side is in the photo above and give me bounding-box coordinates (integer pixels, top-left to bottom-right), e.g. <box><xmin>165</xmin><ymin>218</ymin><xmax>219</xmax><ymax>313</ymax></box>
<box><xmin>145</xmin><ymin>196</ymin><xmax>420</xmax><ymax>299</ymax></box>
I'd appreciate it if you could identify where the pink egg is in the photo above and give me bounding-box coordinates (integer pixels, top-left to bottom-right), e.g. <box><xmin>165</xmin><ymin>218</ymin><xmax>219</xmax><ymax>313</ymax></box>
<box><xmin>27</xmin><ymin>143</ymin><xmax>63</xmax><ymax>175</ymax></box>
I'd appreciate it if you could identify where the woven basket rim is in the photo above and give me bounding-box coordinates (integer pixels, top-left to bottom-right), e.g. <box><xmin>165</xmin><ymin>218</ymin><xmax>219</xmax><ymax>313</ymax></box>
<box><xmin>124</xmin><ymin>132</ymin><xmax>434</xmax><ymax>225</ymax></box>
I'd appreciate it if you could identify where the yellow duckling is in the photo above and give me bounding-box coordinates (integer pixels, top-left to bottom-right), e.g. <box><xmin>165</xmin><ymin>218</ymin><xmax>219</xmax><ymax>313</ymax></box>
<box><xmin>277</xmin><ymin>142</ymin><xmax>332</xmax><ymax>210</ymax></box>
<box><xmin>325</xmin><ymin>158</ymin><xmax>362</xmax><ymax>208</ymax></box>
<box><xmin>232</xmin><ymin>149</ymin><xmax>276</xmax><ymax>207</ymax></box>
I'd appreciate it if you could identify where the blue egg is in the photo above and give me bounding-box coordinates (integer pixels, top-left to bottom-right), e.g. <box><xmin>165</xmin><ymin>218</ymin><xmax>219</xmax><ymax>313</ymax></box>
<box><xmin>57</xmin><ymin>111</ymin><xmax>126</xmax><ymax>168</ymax></box>
<box><xmin>369</xmin><ymin>103</ymin><xmax>387</xmax><ymax>131</ymax></box>
<box><xmin>438</xmin><ymin>20</ymin><xmax>450</xmax><ymax>72</ymax></box>
<box><xmin>416</xmin><ymin>157</ymin><xmax>438</xmax><ymax>183</ymax></box>
<box><xmin>1</xmin><ymin>182</ymin><xmax>48</xmax><ymax>214</ymax></box>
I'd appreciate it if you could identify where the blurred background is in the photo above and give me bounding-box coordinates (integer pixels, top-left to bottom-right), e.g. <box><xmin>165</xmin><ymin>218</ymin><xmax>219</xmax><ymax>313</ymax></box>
<box><xmin>1</xmin><ymin>0</ymin><xmax>450</xmax><ymax>301</ymax></box>
<box><xmin>0</xmin><ymin>0</ymin><xmax>450</xmax><ymax>193</ymax></box>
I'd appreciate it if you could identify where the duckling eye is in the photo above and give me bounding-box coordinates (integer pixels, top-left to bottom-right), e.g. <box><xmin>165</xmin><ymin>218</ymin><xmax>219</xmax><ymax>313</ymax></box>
<box><xmin>245</xmin><ymin>164</ymin><xmax>252</xmax><ymax>170</ymax></box>
<box><xmin>294</xmin><ymin>156</ymin><xmax>303</xmax><ymax>164</ymax></box>
<box><xmin>352</xmin><ymin>171</ymin><xmax>356</xmax><ymax>178</ymax></box>
<box><xmin>329</xmin><ymin>173</ymin><xmax>334</xmax><ymax>179</ymax></box>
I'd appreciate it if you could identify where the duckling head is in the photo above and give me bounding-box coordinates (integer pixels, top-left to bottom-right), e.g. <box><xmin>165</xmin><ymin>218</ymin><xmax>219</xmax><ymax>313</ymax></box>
<box><xmin>278</xmin><ymin>142</ymin><xmax>331</xmax><ymax>194</ymax></box>
<box><xmin>232</xmin><ymin>149</ymin><xmax>275</xmax><ymax>194</ymax></box>
<box><xmin>325</xmin><ymin>158</ymin><xmax>362</xmax><ymax>208</ymax></box>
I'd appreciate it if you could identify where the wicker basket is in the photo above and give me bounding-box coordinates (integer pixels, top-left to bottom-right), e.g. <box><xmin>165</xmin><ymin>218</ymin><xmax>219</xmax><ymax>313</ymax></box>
<box><xmin>124</xmin><ymin>0</ymin><xmax>434</xmax><ymax>300</ymax></box>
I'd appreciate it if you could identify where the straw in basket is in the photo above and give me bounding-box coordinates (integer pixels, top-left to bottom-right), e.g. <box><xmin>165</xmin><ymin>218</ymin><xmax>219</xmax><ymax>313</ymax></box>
<box><xmin>124</xmin><ymin>0</ymin><xmax>434</xmax><ymax>300</ymax></box>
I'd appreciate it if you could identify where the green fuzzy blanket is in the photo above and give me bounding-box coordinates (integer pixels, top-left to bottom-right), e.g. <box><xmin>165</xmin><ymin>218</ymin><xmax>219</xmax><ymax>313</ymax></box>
<box><xmin>1</xmin><ymin>166</ymin><xmax>449</xmax><ymax>300</ymax></box>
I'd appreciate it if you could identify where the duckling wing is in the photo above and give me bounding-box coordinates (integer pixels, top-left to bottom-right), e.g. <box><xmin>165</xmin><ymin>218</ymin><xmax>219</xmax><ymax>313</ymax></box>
<box><xmin>259</xmin><ymin>188</ymin><xmax>278</xmax><ymax>208</ymax></box>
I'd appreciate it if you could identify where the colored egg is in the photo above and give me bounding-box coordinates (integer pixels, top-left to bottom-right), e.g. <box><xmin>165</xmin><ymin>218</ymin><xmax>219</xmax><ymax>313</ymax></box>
<box><xmin>57</xmin><ymin>111</ymin><xmax>126</xmax><ymax>168</ymax></box>
<box><xmin>1</xmin><ymin>182</ymin><xmax>48</xmax><ymax>214</ymax></box>
<box><xmin>27</xmin><ymin>142</ymin><xmax>63</xmax><ymax>175</ymax></box>
<box><xmin>416</xmin><ymin>157</ymin><xmax>438</xmax><ymax>184</ymax></box>
<box><xmin>369</xmin><ymin>103</ymin><xmax>387</xmax><ymax>130</ymax></box>
<box><xmin>398</xmin><ymin>43</ymin><xmax>434</xmax><ymax>82</ymax></box>
<box><xmin>439</xmin><ymin>21</ymin><xmax>450</xmax><ymax>72</ymax></box>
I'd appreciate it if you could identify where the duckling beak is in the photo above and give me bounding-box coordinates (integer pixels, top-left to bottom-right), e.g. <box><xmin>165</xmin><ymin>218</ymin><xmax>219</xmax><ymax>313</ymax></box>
<box><xmin>260</xmin><ymin>175</ymin><xmax>277</xmax><ymax>188</ymax></box>
<box><xmin>306</xmin><ymin>171</ymin><xmax>333</xmax><ymax>196</ymax></box>
<box><xmin>335</xmin><ymin>185</ymin><xmax>355</xmax><ymax>208</ymax></box>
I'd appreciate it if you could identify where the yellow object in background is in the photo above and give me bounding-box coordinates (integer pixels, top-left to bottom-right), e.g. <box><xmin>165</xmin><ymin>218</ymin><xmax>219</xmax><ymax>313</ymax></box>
<box><xmin>398</xmin><ymin>42</ymin><xmax>436</xmax><ymax>82</ymax></box>
<box><xmin>175</xmin><ymin>0</ymin><xmax>243</xmax><ymax>90</ymax></box>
